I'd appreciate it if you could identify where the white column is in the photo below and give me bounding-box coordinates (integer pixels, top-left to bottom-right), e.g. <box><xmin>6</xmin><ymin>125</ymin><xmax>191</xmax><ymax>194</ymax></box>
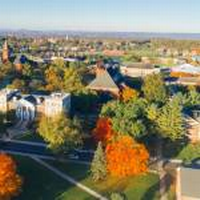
<box><xmin>176</xmin><ymin>167</ymin><xmax>182</xmax><ymax>200</ymax></box>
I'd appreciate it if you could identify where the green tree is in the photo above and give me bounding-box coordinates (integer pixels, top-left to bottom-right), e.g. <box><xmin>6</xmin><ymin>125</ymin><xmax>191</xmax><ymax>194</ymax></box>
<box><xmin>146</xmin><ymin>103</ymin><xmax>160</xmax><ymax>135</ymax></box>
<box><xmin>63</xmin><ymin>66</ymin><xmax>84</xmax><ymax>93</ymax></box>
<box><xmin>91</xmin><ymin>142</ymin><xmax>107</xmax><ymax>182</ymax></box>
<box><xmin>186</xmin><ymin>86</ymin><xmax>200</xmax><ymax>106</ymax></box>
<box><xmin>110</xmin><ymin>192</ymin><xmax>127</xmax><ymax>200</ymax></box>
<box><xmin>72</xmin><ymin>90</ymin><xmax>98</xmax><ymax>114</ymax></box>
<box><xmin>22</xmin><ymin>63</ymin><xmax>34</xmax><ymax>78</ymax></box>
<box><xmin>157</xmin><ymin>99</ymin><xmax>185</xmax><ymax>141</ymax></box>
<box><xmin>101</xmin><ymin>99</ymin><xmax>147</xmax><ymax>139</ymax></box>
<box><xmin>45</xmin><ymin>66</ymin><xmax>63</xmax><ymax>92</ymax></box>
<box><xmin>38</xmin><ymin>114</ymin><xmax>83</xmax><ymax>153</ymax></box>
<box><xmin>8</xmin><ymin>79</ymin><xmax>26</xmax><ymax>92</ymax></box>
<box><xmin>142</xmin><ymin>74</ymin><xmax>167</xmax><ymax>105</ymax></box>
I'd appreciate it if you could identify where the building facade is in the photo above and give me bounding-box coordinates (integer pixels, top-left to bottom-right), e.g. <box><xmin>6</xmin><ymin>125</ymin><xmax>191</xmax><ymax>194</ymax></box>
<box><xmin>0</xmin><ymin>89</ymin><xmax>71</xmax><ymax>121</ymax></box>
<box><xmin>120</xmin><ymin>63</ymin><xmax>160</xmax><ymax>78</ymax></box>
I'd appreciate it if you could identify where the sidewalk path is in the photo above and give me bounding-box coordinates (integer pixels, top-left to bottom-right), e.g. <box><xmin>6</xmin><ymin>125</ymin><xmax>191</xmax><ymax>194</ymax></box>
<box><xmin>32</xmin><ymin>157</ymin><xmax>108</xmax><ymax>200</ymax></box>
<box><xmin>0</xmin><ymin>138</ymin><xmax>46</xmax><ymax>147</ymax></box>
<box><xmin>1</xmin><ymin>150</ymin><xmax>90</xmax><ymax>165</ymax></box>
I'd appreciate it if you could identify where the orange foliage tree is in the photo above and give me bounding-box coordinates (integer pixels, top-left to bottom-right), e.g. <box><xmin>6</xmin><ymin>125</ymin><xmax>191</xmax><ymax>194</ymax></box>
<box><xmin>121</xmin><ymin>87</ymin><xmax>139</xmax><ymax>102</ymax></box>
<box><xmin>170</xmin><ymin>71</ymin><xmax>200</xmax><ymax>78</ymax></box>
<box><xmin>0</xmin><ymin>153</ymin><xmax>22</xmax><ymax>200</ymax></box>
<box><xmin>93</xmin><ymin>118</ymin><xmax>115</xmax><ymax>144</ymax></box>
<box><xmin>106</xmin><ymin>135</ymin><xmax>149</xmax><ymax>177</ymax></box>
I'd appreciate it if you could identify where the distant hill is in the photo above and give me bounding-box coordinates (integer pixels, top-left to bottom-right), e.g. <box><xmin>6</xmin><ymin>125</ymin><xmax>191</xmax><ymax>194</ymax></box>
<box><xmin>0</xmin><ymin>29</ymin><xmax>200</xmax><ymax>40</ymax></box>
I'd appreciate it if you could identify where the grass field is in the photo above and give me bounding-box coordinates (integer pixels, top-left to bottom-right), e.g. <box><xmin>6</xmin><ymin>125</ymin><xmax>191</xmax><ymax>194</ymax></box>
<box><xmin>14</xmin><ymin>156</ymin><xmax>94</xmax><ymax>200</ymax></box>
<box><xmin>13</xmin><ymin>155</ymin><xmax>160</xmax><ymax>200</ymax></box>
<box><xmin>48</xmin><ymin>161</ymin><xmax>160</xmax><ymax>200</ymax></box>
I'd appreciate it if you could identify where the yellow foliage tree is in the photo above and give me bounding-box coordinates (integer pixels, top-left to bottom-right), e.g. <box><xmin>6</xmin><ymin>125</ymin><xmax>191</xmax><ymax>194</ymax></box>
<box><xmin>121</xmin><ymin>87</ymin><xmax>139</xmax><ymax>102</ymax></box>
<box><xmin>0</xmin><ymin>154</ymin><xmax>22</xmax><ymax>200</ymax></box>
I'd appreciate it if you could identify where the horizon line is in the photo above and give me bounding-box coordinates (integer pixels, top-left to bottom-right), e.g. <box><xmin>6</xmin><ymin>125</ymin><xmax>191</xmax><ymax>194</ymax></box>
<box><xmin>0</xmin><ymin>28</ymin><xmax>200</xmax><ymax>35</ymax></box>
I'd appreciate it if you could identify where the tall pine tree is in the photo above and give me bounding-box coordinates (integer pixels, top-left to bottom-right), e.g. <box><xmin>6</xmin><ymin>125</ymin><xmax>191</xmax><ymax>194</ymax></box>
<box><xmin>91</xmin><ymin>142</ymin><xmax>107</xmax><ymax>182</ymax></box>
<box><xmin>157</xmin><ymin>99</ymin><xmax>185</xmax><ymax>141</ymax></box>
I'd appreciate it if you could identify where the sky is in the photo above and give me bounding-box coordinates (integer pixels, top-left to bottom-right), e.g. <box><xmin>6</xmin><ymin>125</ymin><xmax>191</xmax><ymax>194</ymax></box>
<box><xmin>0</xmin><ymin>0</ymin><xmax>200</xmax><ymax>33</ymax></box>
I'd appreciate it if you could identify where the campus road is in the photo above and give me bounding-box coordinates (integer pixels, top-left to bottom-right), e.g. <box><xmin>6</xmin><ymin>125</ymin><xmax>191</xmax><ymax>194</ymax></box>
<box><xmin>0</xmin><ymin>139</ymin><xmax>94</xmax><ymax>163</ymax></box>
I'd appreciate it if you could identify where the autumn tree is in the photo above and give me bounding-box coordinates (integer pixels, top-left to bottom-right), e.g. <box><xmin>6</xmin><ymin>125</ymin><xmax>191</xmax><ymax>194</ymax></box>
<box><xmin>106</xmin><ymin>136</ymin><xmax>149</xmax><ymax>177</ymax></box>
<box><xmin>8</xmin><ymin>79</ymin><xmax>26</xmax><ymax>93</ymax></box>
<box><xmin>142</xmin><ymin>73</ymin><xmax>167</xmax><ymax>105</ymax></box>
<box><xmin>21</xmin><ymin>63</ymin><xmax>34</xmax><ymax>78</ymax></box>
<box><xmin>90</xmin><ymin>142</ymin><xmax>107</xmax><ymax>182</ymax></box>
<box><xmin>63</xmin><ymin>66</ymin><xmax>85</xmax><ymax>93</ymax></box>
<box><xmin>0</xmin><ymin>153</ymin><xmax>22</xmax><ymax>200</ymax></box>
<box><xmin>45</xmin><ymin>66</ymin><xmax>63</xmax><ymax>92</ymax></box>
<box><xmin>93</xmin><ymin>118</ymin><xmax>115</xmax><ymax>144</ymax></box>
<box><xmin>121</xmin><ymin>87</ymin><xmax>139</xmax><ymax>102</ymax></box>
<box><xmin>38</xmin><ymin>114</ymin><xmax>83</xmax><ymax>153</ymax></box>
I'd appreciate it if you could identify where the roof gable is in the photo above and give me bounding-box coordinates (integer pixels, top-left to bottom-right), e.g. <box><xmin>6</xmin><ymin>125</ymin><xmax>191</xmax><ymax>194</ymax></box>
<box><xmin>88</xmin><ymin>69</ymin><xmax>119</xmax><ymax>90</ymax></box>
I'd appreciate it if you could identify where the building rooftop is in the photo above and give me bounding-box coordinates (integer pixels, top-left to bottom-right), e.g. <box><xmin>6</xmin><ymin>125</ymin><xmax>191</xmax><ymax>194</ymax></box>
<box><xmin>124</xmin><ymin>63</ymin><xmax>154</xmax><ymax>69</ymax></box>
<box><xmin>88</xmin><ymin>68</ymin><xmax>119</xmax><ymax>91</ymax></box>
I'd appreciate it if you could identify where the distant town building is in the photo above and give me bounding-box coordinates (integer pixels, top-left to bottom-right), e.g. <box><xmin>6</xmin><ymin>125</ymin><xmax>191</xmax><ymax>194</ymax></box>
<box><xmin>171</xmin><ymin>64</ymin><xmax>200</xmax><ymax>77</ymax></box>
<box><xmin>0</xmin><ymin>89</ymin><xmax>71</xmax><ymax>121</ymax></box>
<box><xmin>191</xmin><ymin>48</ymin><xmax>200</xmax><ymax>56</ymax></box>
<box><xmin>121</xmin><ymin>63</ymin><xmax>160</xmax><ymax>78</ymax></box>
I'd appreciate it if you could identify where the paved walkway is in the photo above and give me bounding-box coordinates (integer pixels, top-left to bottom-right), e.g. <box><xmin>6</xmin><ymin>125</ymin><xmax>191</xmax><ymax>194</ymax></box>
<box><xmin>1</xmin><ymin>150</ymin><xmax>90</xmax><ymax>165</ymax></box>
<box><xmin>0</xmin><ymin>138</ymin><xmax>94</xmax><ymax>154</ymax></box>
<box><xmin>32</xmin><ymin>157</ymin><xmax>108</xmax><ymax>200</ymax></box>
<box><xmin>0</xmin><ymin>138</ymin><xmax>47</xmax><ymax>147</ymax></box>
<box><xmin>158</xmin><ymin>160</ymin><xmax>168</xmax><ymax>200</ymax></box>
<box><xmin>156</xmin><ymin>139</ymin><xmax>168</xmax><ymax>200</ymax></box>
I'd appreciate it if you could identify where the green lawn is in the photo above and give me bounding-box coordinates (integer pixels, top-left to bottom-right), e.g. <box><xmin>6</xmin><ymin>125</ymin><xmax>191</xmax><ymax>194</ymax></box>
<box><xmin>48</xmin><ymin>161</ymin><xmax>160</xmax><ymax>200</ymax></box>
<box><xmin>13</xmin><ymin>155</ymin><xmax>160</xmax><ymax>200</ymax></box>
<box><xmin>13</xmin><ymin>156</ymin><xmax>95</xmax><ymax>200</ymax></box>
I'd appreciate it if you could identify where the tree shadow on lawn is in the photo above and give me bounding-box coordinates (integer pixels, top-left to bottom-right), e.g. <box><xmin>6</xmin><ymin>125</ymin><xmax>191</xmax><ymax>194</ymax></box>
<box><xmin>162</xmin><ymin>137</ymin><xmax>189</xmax><ymax>159</ymax></box>
<box><xmin>14</xmin><ymin>156</ymin><xmax>93</xmax><ymax>200</ymax></box>
<box><xmin>141</xmin><ymin>173</ymin><xmax>173</xmax><ymax>200</ymax></box>
<box><xmin>142</xmin><ymin>134</ymin><xmax>189</xmax><ymax>160</ymax></box>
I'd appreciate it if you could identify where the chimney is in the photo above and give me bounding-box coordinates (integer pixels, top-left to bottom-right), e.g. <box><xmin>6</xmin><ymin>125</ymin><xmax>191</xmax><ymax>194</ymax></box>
<box><xmin>96</xmin><ymin>60</ymin><xmax>105</xmax><ymax>76</ymax></box>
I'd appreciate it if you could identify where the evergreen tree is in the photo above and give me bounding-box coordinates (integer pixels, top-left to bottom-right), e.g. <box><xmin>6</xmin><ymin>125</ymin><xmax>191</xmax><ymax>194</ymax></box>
<box><xmin>142</xmin><ymin>73</ymin><xmax>167</xmax><ymax>105</ymax></box>
<box><xmin>110</xmin><ymin>192</ymin><xmax>127</xmax><ymax>200</ymax></box>
<box><xmin>157</xmin><ymin>99</ymin><xmax>185</xmax><ymax>141</ymax></box>
<box><xmin>91</xmin><ymin>142</ymin><xmax>107</xmax><ymax>182</ymax></box>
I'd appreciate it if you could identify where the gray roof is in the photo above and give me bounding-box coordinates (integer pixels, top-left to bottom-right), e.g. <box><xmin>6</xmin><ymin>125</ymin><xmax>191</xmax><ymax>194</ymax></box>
<box><xmin>178</xmin><ymin>77</ymin><xmax>200</xmax><ymax>83</ymax></box>
<box><xmin>126</xmin><ymin>63</ymin><xmax>154</xmax><ymax>69</ymax></box>
<box><xmin>88</xmin><ymin>69</ymin><xmax>119</xmax><ymax>90</ymax></box>
<box><xmin>23</xmin><ymin>95</ymin><xmax>37</xmax><ymax>105</ymax></box>
<box><xmin>181</xmin><ymin>167</ymin><xmax>200</xmax><ymax>198</ymax></box>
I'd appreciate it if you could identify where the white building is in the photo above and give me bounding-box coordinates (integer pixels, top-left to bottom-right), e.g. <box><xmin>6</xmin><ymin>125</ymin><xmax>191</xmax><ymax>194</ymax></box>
<box><xmin>121</xmin><ymin>63</ymin><xmax>160</xmax><ymax>78</ymax></box>
<box><xmin>0</xmin><ymin>89</ymin><xmax>71</xmax><ymax>121</ymax></box>
<box><xmin>44</xmin><ymin>93</ymin><xmax>71</xmax><ymax>117</ymax></box>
